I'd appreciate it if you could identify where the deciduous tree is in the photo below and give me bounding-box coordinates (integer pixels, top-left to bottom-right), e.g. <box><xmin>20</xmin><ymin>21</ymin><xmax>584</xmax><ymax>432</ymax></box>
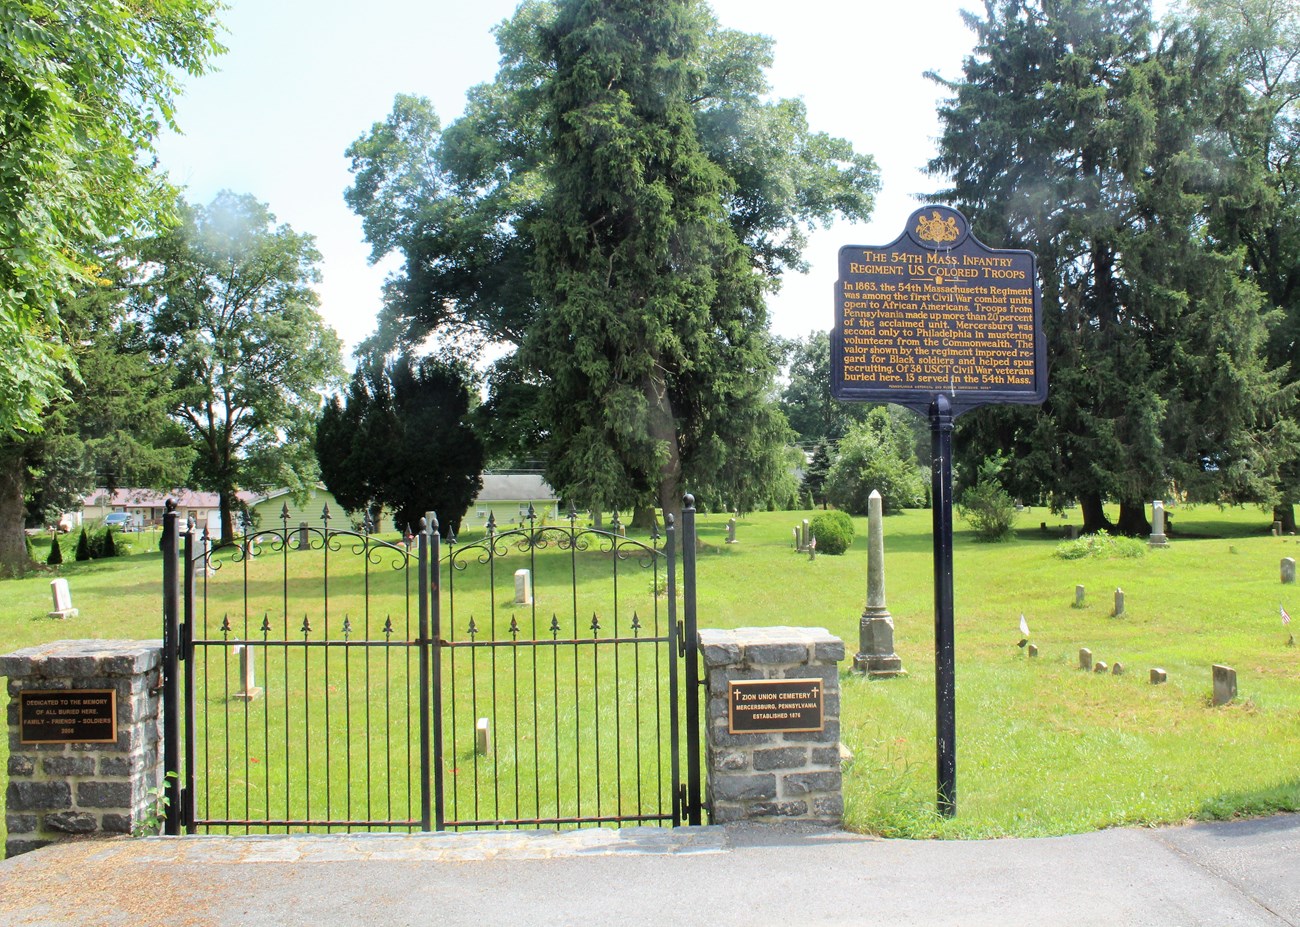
<box><xmin>0</xmin><ymin>1</ymin><xmax>222</xmax><ymax>438</ymax></box>
<box><xmin>137</xmin><ymin>192</ymin><xmax>344</xmax><ymax>542</ymax></box>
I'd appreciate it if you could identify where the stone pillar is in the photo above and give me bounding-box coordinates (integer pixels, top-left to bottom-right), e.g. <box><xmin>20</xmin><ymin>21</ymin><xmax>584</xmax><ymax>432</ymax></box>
<box><xmin>2</xmin><ymin>640</ymin><xmax>164</xmax><ymax>857</ymax></box>
<box><xmin>853</xmin><ymin>490</ymin><xmax>903</xmax><ymax>677</ymax></box>
<box><xmin>1148</xmin><ymin>500</ymin><xmax>1169</xmax><ymax>548</ymax></box>
<box><xmin>699</xmin><ymin>627</ymin><xmax>844</xmax><ymax>826</ymax></box>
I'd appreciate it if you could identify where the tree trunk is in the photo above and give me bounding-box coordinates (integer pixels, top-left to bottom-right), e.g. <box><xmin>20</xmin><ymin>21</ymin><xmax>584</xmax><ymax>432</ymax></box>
<box><xmin>0</xmin><ymin>446</ymin><xmax>31</xmax><ymax>575</ymax></box>
<box><xmin>1079</xmin><ymin>493</ymin><xmax>1113</xmax><ymax>535</ymax></box>
<box><xmin>644</xmin><ymin>368</ymin><xmax>682</xmax><ymax>525</ymax></box>
<box><xmin>219</xmin><ymin>489</ymin><xmax>237</xmax><ymax>546</ymax></box>
<box><xmin>630</xmin><ymin>505</ymin><xmax>659</xmax><ymax>531</ymax></box>
<box><xmin>1274</xmin><ymin>504</ymin><xmax>1296</xmax><ymax>534</ymax></box>
<box><xmin>1116</xmin><ymin>500</ymin><xmax>1150</xmax><ymax>537</ymax></box>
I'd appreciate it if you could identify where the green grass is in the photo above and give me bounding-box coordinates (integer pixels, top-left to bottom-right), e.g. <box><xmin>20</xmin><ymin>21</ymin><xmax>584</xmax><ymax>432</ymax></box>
<box><xmin>4</xmin><ymin>503</ymin><xmax>1300</xmax><ymax>840</ymax></box>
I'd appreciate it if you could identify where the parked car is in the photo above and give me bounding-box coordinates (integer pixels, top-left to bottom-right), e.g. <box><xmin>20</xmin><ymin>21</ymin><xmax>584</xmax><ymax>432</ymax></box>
<box><xmin>103</xmin><ymin>513</ymin><xmax>134</xmax><ymax>531</ymax></box>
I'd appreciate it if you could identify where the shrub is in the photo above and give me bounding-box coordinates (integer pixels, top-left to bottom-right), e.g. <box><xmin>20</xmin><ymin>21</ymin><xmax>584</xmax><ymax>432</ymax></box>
<box><xmin>810</xmin><ymin>511</ymin><xmax>854</xmax><ymax>555</ymax></box>
<box><xmin>958</xmin><ymin>481</ymin><xmax>1018</xmax><ymax>542</ymax></box>
<box><xmin>75</xmin><ymin>528</ymin><xmax>92</xmax><ymax>561</ymax></box>
<box><xmin>824</xmin><ymin>411</ymin><xmax>925</xmax><ymax>515</ymax></box>
<box><xmin>46</xmin><ymin>535</ymin><xmax>63</xmax><ymax>565</ymax></box>
<box><xmin>99</xmin><ymin>528</ymin><xmax>118</xmax><ymax>558</ymax></box>
<box><xmin>1054</xmin><ymin>530</ymin><xmax>1147</xmax><ymax>560</ymax></box>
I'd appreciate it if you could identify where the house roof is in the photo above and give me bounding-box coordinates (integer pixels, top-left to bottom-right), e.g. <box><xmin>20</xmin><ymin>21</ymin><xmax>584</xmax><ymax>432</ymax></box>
<box><xmin>80</xmin><ymin>488</ymin><xmax>255</xmax><ymax>509</ymax></box>
<box><xmin>474</xmin><ymin>472</ymin><xmax>558</xmax><ymax>503</ymax></box>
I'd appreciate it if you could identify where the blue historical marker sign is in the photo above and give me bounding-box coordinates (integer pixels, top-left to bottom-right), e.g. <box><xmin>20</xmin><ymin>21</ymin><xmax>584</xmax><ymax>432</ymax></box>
<box><xmin>832</xmin><ymin>205</ymin><xmax>1045</xmax><ymax>416</ymax></box>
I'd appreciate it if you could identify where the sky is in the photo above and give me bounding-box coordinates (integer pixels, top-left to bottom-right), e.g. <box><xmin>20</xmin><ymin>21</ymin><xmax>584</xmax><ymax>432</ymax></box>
<box><xmin>155</xmin><ymin>0</ymin><xmax>981</xmax><ymax>360</ymax></box>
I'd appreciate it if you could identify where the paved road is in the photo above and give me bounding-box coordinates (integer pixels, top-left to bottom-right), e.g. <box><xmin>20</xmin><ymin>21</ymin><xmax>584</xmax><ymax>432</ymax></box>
<box><xmin>2</xmin><ymin>815</ymin><xmax>1297</xmax><ymax>926</ymax></box>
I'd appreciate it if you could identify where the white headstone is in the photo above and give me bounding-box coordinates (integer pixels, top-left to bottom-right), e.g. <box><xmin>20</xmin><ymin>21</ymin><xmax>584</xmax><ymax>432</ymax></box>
<box><xmin>1283</xmin><ymin>558</ymin><xmax>1296</xmax><ymax>585</ymax></box>
<box><xmin>48</xmin><ymin>578</ymin><xmax>78</xmax><ymax>619</ymax></box>
<box><xmin>232</xmin><ymin>643</ymin><xmax>263</xmax><ymax>700</ymax></box>
<box><xmin>1113</xmin><ymin>588</ymin><xmax>1125</xmax><ymax>617</ymax></box>
<box><xmin>475</xmin><ymin>717</ymin><xmax>491</xmax><ymax>756</ymax></box>
<box><xmin>514</xmin><ymin>569</ymin><xmax>532</xmax><ymax>605</ymax></box>
<box><xmin>1149</xmin><ymin>500</ymin><xmax>1169</xmax><ymax>548</ymax></box>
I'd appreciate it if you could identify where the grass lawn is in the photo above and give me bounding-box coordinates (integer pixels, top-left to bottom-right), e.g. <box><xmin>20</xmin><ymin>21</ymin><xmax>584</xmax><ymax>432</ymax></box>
<box><xmin>2</xmin><ymin>503</ymin><xmax>1298</xmax><ymax>840</ymax></box>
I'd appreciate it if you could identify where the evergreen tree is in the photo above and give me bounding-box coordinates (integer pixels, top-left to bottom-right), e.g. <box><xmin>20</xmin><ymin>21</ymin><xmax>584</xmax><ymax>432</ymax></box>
<box><xmin>316</xmin><ymin>353</ymin><xmax>484</xmax><ymax>535</ymax></box>
<box><xmin>930</xmin><ymin>0</ymin><xmax>1287</xmax><ymax>533</ymax></box>
<box><xmin>344</xmin><ymin>0</ymin><xmax>878</xmax><ymax>515</ymax></box>
<box><xmin>1192</xmin><ymin>0</ymin><xmax>1300</xmax><ymax>529</ymax></box>
<box><xmin>46</xmin><ymin>535</ymin><xmax>62</xmax><ymax>566</ymax></box>
<box><xmin>99</xmin><ymin>528</ymin><xmax>117</xmax><ymax>559</ymax></box>
<box><xmin>75</xmin><ymin>528</ymin><xmax>91</xmax><ymax>562</ymax></box>
<box><xmin>802</xmin><ymin>443</ymin><xmax>833</xmax><ymax>510</ymax></box>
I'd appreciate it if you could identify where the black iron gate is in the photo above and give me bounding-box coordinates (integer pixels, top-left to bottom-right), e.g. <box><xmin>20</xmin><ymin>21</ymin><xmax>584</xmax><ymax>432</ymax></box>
<box><xmin>161</xmin><ymin>497</ymin><xmax>702</xmax><ymax>834</ymax></box>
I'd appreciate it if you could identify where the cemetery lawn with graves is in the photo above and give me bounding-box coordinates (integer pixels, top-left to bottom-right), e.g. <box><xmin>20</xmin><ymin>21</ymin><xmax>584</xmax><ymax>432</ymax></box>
<box><xmin>2</xmin><ymin>504</ymin><xmax>1298</xmax><ymax>841</ymax></box>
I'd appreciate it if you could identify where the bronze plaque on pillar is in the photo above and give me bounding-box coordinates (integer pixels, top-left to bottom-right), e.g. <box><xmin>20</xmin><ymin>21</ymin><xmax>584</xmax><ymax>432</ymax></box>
<box><xmin>727</xmin><ymin>678</ymin><xmax>824</xmax><ymax>734</ymax></box>
<box><xmin>18</xmin><ymin>689</ymin><xmax>117</xmax><ymax>744</ymax></box>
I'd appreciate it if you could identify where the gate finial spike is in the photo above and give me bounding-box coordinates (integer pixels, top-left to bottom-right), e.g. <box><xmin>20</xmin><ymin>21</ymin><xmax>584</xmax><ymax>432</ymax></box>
<box><xmin>281</xmin><ymin>502</ymin><xmax>291</xmax><ymax>522</ymax></box>
<box><xmin>486</xmin><ymin>511</ymin><xmax>497</xmax><ymax>535</ymax></box>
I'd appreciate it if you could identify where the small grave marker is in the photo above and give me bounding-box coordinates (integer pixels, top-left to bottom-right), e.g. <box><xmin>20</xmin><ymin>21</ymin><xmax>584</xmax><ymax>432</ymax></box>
<box><xmin>231</xmin><ymin>643</ymin><xmax>262</xmax><ymax>701</ymax></box>
<box><xmin>1113</xmin><ymin>588</ymin><xmax>1125</xmax><ymax>618</ymax></box>
<box><xmin>1282</xmin><ymin>558</ymin><xmax>1296</xmax><ymax>585</ymax></box>
<box><xmin>1079</xmin><ymin>648</ymin><xmax>1092</xmax><ymax>671</ymax></box>
<box><xmin>1074</xmin><ymin>584</ymin><xmax>1086</xmax><ymax>608</ymax></box>
<box><xmin>48</xmin><ymin>578</ymin><xmax>78</xmax><ymax>619</ymax></box>
<box><xmin>726</xmin><ymin>518</ymin><xmax>737</xmax><ymax>544</ymax></box>
<box><xmin>1212</xmin><ymin>665</ymin><xmax>1237</xmax><ymax>706</ymax></box>
<box><xmin>1111</xmin><ymin>662</ymin><xmax>1124</xmax><ymax>676</ymax></box>
<box><xmin>475</xmin><ymin>717</ymin><xmax>491</xmax><ymax>755</ymax></box>
<box><xmin>1150</xmin><ymin>668</ymin><xmax>1167</xmax><ymax>685</ymax></box>
<box><xmin>1094</xmin><ymin>661</ymin><xmax>1108</xmax><ymax>674</ymax></box>
<box><xmin>514</xmin><ymin>569</ymin><xmax>532</xmax><ymax>606</ymax></box>
<box><xmin>1028</xmin><ymin>644</ymin><xmax>1038</xmax><ymax>658</ymax></box>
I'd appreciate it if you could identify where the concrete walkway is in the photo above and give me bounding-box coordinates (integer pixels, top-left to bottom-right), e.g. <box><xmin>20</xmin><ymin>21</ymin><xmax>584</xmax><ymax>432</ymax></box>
<box><xmin>2</xmin><ymin>815</ymin><xmax>1297</xmax><ymax>926</ymax></box>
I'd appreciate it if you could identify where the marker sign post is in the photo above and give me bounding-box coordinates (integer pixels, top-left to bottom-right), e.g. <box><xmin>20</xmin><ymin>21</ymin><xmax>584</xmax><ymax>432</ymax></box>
<box><xmin>832</xmin><ymin>206</ymin><xmax>1046</xmax><ymax>816</ymax></box>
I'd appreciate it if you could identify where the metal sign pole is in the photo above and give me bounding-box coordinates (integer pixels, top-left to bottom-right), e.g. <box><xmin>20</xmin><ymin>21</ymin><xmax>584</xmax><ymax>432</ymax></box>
<box><xmin>929</xmin><ymin>395</ymin><xmax>957</xmax><ymax>817</ymax></box>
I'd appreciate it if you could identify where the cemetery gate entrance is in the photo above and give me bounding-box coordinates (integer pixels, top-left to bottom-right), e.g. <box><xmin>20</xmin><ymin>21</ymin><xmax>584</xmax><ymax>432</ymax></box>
<box><xmin>160</xmin><ymin>500</ymin><xmax>703</xmax><ymax>834</ymax></box>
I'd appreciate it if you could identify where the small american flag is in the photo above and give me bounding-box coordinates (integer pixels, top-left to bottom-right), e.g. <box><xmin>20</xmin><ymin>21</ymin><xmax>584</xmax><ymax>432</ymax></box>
<box><xmin>1282</xmin><ymin>605</ymin><xmax>1291</xmax><ymax>626</ymax></box>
